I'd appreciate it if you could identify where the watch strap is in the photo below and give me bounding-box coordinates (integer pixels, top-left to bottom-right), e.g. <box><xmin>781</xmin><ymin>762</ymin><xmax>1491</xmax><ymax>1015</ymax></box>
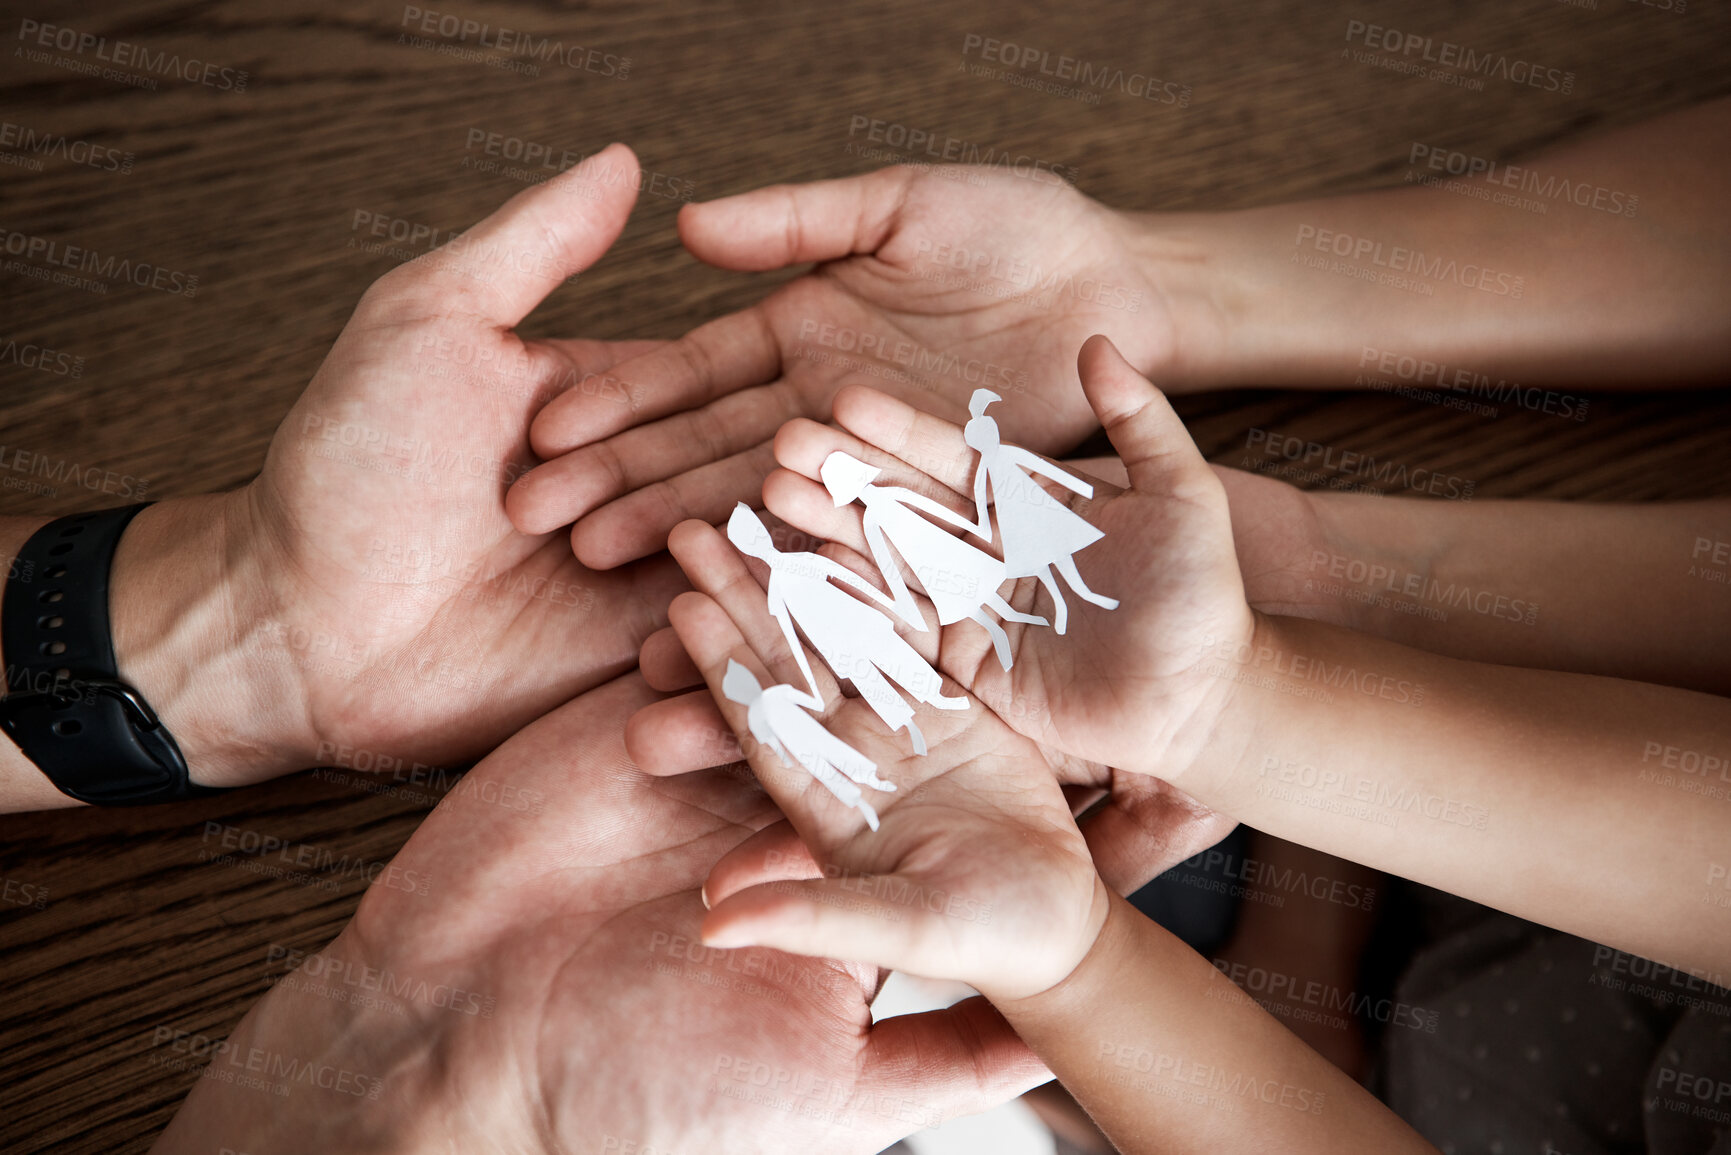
<box><xmin>0</xmin><ymin>505</ymin><xmax>217</xmax><ymax>805</ymax></box>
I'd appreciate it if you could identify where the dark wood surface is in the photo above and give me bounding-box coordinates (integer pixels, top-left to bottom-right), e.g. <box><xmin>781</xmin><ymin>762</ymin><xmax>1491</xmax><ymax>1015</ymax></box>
<box><xmin>2</xmin><ymin>1</ymin><xmax>1729</xmax><ymax>1150</ymax></box>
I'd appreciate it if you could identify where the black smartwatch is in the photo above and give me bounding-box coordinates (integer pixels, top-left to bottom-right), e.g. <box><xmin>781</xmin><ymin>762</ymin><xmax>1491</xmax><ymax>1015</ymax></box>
<box><xmin>0</xmin><ymin>505</ymin><xmax>219</xmax><ymax>805</ymax></box>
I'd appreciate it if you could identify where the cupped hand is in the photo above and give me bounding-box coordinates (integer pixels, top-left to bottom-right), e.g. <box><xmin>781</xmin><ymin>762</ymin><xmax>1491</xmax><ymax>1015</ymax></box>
<box><xmin>505</xmin><ymin>164</ymin><xmax>1177</xmax><ymax>569</ymax></box>
<box><xmin>155</xmin><ymin>674</ymin><xmax>1049</xmax><ymax>1155</ymax></box>
<box><xmin>645</xmin><ymin>516</ymin><xmax>1118</xmax><ymax>1003</ymax></box>
<box><xmin>766</xmin><ymin>336</ymin><xmax>1257</xmax><ymax>791</ymax></box>
<box><xmin>215</xmin><ymin>145</ymin><xmax>688</xmax><ymax>782</ymax></box>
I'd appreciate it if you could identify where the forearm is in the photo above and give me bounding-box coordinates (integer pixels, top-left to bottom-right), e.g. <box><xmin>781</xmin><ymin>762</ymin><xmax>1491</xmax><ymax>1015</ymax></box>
<box><xmin>0</xmin><ymin>493</ymin><xmax>311</xmax><ymax>811</ymax></box>
<box><xmin>1304</xmin><ymin>494</ymin><xmax>1731</xmax><ymax>695</ymax></box>
<box><xmin>1134</xmin><ymin>97</ymin><xmax>1731</xmax><ymax>391</ymax></box>
<box><xmin>997</xmin><ymin>894</ymin><xmax>1435</xmax><ymax>1155</ymax></box>
<box><xmin>151</xmin><ymin>935</ymin><xmax>439</xmax><ymax>1154</ymax></box>
<box><xmin>1185</xmin><ymin>612</ymin><xmax>1731</xmax><ymax>977</ymax></box>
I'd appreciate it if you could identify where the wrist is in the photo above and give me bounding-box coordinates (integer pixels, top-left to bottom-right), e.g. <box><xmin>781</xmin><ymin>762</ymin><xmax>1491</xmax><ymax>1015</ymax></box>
<box><xmin>976</xmin><ymin>874</ymin><xmax>1114</xmax><ymax>1007</ymax></box>
<box><xmin>991</xmin><ymin>888</ymin><xmax>1147</xmax><ymax>1026</ymax></box>
<box><xmin>1115</xmin><ymin>208</ymin><xmax>1245</xmax><ymax>393</ymax></box>
<box><xmin>151</xmin><ymin>932</ymin><xmax>452</xmax><ymax>1154</ymax></box>
<box><xmin>110</xmin><ymin>492</ymin><xmax>317</xmax><ymax>788</ymax></box>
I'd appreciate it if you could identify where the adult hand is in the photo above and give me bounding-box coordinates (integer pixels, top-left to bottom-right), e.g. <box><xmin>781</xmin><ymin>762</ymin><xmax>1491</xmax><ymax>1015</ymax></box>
<box><xmin>152</xmin><ymin>673</ymin><xmax>1048</xmax><ymax>1154</ymax></box>
<box><xmin>505</xmin><ymin>164</ymin><xmax>1190</xmax><ymax>569</ymax></box>
<box><xmin>112</xmin><ymin>145</ymin><xmax>688</xmax><ymax>789</ymax></box>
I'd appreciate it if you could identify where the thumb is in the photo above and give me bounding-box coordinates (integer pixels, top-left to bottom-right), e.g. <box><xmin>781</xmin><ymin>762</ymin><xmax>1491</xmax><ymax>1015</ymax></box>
<box><xmin>701</xmin><ymin>874</ymin><xmax>929</xmax><ymax>974</ymax></box>
<box><xmin>861</xmin><ymin>996</ymin><xmax>1050</xmax><ymax>1127</ymax></box>
<box><xmin>677</xmin><ymin>167</ymin><xmax>915</xmax><ymax>271</ymax></box>
<box><xmin>395</xmin><ymin>142</ymin><xmax>641</xmax><ymax>328</ymax></box>
<box><xmin>1078</xmin><ymin>334</ymin><xmax>1212</xmax><ymax>494</ymax></box>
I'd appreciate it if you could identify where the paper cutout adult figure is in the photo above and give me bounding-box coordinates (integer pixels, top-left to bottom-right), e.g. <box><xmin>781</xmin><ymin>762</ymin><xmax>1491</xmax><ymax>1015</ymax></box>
<box><xmin>963</xmin><ymin>389</ymin><xmax>1119</xmax><ymax>634</ymax></box>
<box><xmin>820</xmin><ymin>452</ymin><xmax>1047</xmax><ymax>672</ymax></box>
<box><xmin>727</xmin><ymin>505</ymin><xmax>964</xmax><ymax>757</ymax></box>
<box><xmin>721</xmin><ymin>659</ymin><xmax>890</xmax><ymax>831</ymax></box>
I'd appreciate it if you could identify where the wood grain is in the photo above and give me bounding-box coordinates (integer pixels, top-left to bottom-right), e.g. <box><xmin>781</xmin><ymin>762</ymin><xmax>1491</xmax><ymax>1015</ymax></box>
<box><xmin>1</xmin><ymin>0</ymin><xmax>1728</xmax><ymax>1149</ymax></box>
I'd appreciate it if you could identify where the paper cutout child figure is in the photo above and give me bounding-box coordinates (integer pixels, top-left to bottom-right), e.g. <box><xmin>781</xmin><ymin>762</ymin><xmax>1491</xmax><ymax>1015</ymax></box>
<box><xmin>722</xmin><ymin>659</ymin><xmax>891</xmax><ymax>831</ymax></box>
<box><xmin>963</xmin><ymin>389</ymin><xmax>1119</xmax><ymax>634</ymax></box>
<box><xmin>820</xmin><ymin>452</ymin><xmax>1048</xmax><ymax>672</ymax></box>
<box><xmin>727</xmin><ymin>505</ymin><xmax>964</xmax><ymax>757</ymax></box>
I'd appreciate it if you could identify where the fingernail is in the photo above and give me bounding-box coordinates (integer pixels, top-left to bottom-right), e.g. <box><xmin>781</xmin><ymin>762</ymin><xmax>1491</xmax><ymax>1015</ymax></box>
<box><xmin>700</xmin><ymin>884</ymin><xmax>711</xmax><ymax>911</ymax></box>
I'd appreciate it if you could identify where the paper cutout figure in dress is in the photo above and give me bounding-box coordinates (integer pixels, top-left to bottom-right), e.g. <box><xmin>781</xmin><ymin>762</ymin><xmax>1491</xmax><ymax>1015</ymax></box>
<box><xmin>722</xmin><ymin>659</ymin><xmax>891</xmax><ymax>831</ymax></box>
<box><xmin>820</xmin><ymin>452</ymin><xmax>1048</xmax><ymax>672</ymax></box>
<box><xmin>963</xmin><ymin>389</ymin><xmax>1119</xmax><ymax>635</ymax></box>
<box><xmin>727</xmin><ymin>505</ymin><xmax>965</xmax><ymax>757</ymax></box>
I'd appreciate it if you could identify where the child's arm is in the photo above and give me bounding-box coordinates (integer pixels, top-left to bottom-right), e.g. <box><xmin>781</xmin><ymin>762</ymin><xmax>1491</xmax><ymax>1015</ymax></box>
<box><xmin>770</xmin><ymin>346</ymin><xmax>1731</xmax><ymax>980</ymax></box>
<box><xmin>1072</xmin><ymin>459</ymin><xmax>1731</xmax><ymax>698</ymax></box>
<box><xmin>997</xmin><ymin>892</ymin><xmax>1436</xmax><ymax>1155</ymax></box>
<box><xmin>653</xmin><ymin>517</ymin><xmax>1439</xmax><ymax>1155</ymax></box>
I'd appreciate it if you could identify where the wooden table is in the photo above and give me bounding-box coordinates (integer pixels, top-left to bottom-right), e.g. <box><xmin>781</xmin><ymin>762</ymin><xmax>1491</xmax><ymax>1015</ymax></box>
<box><xmin>2</xmin><ymin>1</ymin><xmax>1728</xmax><ymax>1149</ymax></box>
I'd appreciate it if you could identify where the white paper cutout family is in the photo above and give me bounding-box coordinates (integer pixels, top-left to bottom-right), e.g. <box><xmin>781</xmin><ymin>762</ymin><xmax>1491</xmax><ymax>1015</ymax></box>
<box><xmin>722</xmin><ymin>389</ymin><xmax>1119</xmax><ymax>830</ymax></box>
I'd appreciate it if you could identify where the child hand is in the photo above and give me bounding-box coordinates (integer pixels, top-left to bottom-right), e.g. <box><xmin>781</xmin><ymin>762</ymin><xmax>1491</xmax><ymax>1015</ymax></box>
<box><xmin>767</xmin><ymin>335</ymin><xmax>1257</xmax><ymax>791</ymax></box>
<box><xmin>649</xmin><ymin>518</ymin><xmax>1110</xmax><ymax>1002</ymax></box>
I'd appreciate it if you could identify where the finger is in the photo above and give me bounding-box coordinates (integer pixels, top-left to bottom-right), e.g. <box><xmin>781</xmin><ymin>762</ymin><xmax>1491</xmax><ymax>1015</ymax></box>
<box><xmin>667</xmin><ymin>591</ymin><xmax>869</xmax><ymax>841</ymax></box>
<box><xmin>1079</xmin><ymin>334</ymin><xmax>1211</xmax><ymax>493</ymax></box>
<box><xmin>862</xmin><ymin>997</ymin><xmax>1050</xmax><ymax>1124</ymax></box>
<box><xmin>623</xmin><ymin>689</ymin><xmax>740</xmax><ymax>774</ymax></box>
<box><xmin>701</xmin><ymin>873</ymin><xmax>933</xmax><ymax>964</ymax></box>
<box><xmin>677</xmin><ymin>167</ymin><xmax>917</xmax><ymax>271</ymax></box>
<box><xmin>531</xmin><ymin>337</ymin><xmax>667</xmax><ymax>404</ymax></box>
<box><xmin>702</xmin><ymin>820</ymin><xmax>820</xmax><ymax>909</ymax></box>
<box><xmin>772</xmin><ymin>418</ymin><xmax>973</xmax><ymax>513</ymax></box>
<box><xmin>639</xmin><ymin>625</ymin><xmax>702</xmax><ymax>691</ymax></box>
<box><xmin>401</xmin><ymin>143</ymin><xmax>640</xmax><ymax>329</ymax></box>
<box><xmin>569</xmin><ymin>440</ymin><xmax>782</xmax><ymax>569</ymax></box>
<box><xmin>528</xmin><ymin>308</ymin><xmax>783</xmax><ymax>458</ymax></box>
<box><xmin>761</xmin><ymin>468</ymin><xmax>872</xmax><ymax>557</ymax></box>
<box><xmin>666</xmin><ymin>520</ymin><xmax>835</xmax><ymax>697</ymax></box>
<box><xmin>511</xmin><ymin>389</ymin><xmax>788</xmax><ymax>541</ymax></box>
<box><xmin>830</xmin><ymin>383</ymin><xmax>978</xmax><ymax>493</ymax></box>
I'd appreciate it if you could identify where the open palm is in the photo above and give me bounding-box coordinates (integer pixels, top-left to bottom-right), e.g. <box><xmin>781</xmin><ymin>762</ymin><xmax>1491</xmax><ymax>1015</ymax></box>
<box><xmin>765</xmin><ymin>337</ymin><xmax>1257</xmax><ymax>791</ymax></box>
<box><xmin>222</xmin><ymin>145</ymin><xmax>687</xmax><ymax>781</ymax></box>
<box><xmin>506</xmin><ymin>164</ymin><xmax>1174</xmax><ymax>570</ymax></box>
<box><xmin>652</xmin><ymin>518</ymin><xmax>1110</xmax><ymax>1002</ymax></box>
<box><xmin>158</xmin><ymin>673</ymin><xmax>1048</xmax><ymax>1154</ymax></box>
